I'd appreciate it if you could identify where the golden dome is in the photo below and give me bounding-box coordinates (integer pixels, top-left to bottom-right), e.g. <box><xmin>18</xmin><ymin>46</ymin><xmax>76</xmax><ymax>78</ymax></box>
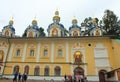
<box><xmin>72</xmin><ymin>16</ymin><xmax>77</xmax><ymax>24</ymax></box>
<box><xmin>32</xmin><ymin>17</ymin><xmax>37</xmax><ymax>25</ymax></box>
<box><xmin>53</xmin><ymin>10</ymin><xmax>60</xmax><ymax>21</ymax></box>
<box><xmin>9</xmin><ymin>17</ymin><xmax>14</xmax><ymax>25</ymax></box>
<box><xmin>55</xmin><ymin>10</ymin><xmax>59</xmax><ymax>16</ymax></box>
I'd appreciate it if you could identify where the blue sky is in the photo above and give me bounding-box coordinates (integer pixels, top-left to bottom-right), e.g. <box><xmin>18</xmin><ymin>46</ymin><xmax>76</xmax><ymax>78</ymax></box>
<box><xmin>0</xmin><ymin>0</ymin><xmax>120</xmax><ymax>36</ymax></box>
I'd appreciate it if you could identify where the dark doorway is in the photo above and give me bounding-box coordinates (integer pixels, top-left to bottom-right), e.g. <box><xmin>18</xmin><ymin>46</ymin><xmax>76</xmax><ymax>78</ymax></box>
<box><xmin>74</xmin><ymin>66</ymin><xmax>84</xmax><ymax>76</ymax></box>
<box><xmin>99</xmin><ymin>70</ymin><xmax>107</xmax><ymax>82</ymax></box>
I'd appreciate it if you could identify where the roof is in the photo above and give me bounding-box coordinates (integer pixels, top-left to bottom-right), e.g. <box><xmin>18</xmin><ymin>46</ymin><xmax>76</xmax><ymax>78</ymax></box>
<box><xmin>3</xmin><ymin>25</ymin><xmax>15</xmax><ymax>31</ymax></box>
<box><xmin>69</xmin><ymin>25</ymin><xmax>81</xmax><ymax>30</ymax></box>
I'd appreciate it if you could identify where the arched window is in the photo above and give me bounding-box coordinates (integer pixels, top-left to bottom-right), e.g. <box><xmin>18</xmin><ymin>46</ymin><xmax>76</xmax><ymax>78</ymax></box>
<box><xmin>30</xmin><ymin>50</ymin><xmax>34</xmax><ymax>56</ymax></box>
<box><xmin>13</xmin><ymin>65</ymin><xmax>19</xmax><ymax>74</ymax></box>
<box><xmin>28</xmin><ymin>32</ymin><xmax>33</xmax><ymax>37</ymax></box>
<box><xmin>44</xmin><ymin>66</ymin><xmax>49</xmax><ymax>76</ymax></box>
<box><xmin>44</xmin><ymin>49</ymin><xmax>48</xmax><ymax>56</ymax></box>
<box><xmin>52</xmin><ymin>28</ymin><xmax>58</xmax><ymax>36</ymax></box>
<box><xmin>54</xmin><ymin>66</ymin><xmax>61</xmax><ymax>76</ymax></box>
<box><xmin>5</xmin><ymin>30</ymin><xmax>9</xmax><ymax>36</ymax></box>
<box><xmin>16</xmin><ymin>49</ymin><xmax>20</xmax><ymax>56</ymax></box>
<box><xmin>0</xmin><ymin>50</ymin><xmax>4</xmax><ymax>61</ymax></box>
<box><xmin>58</xmin><ymin>49</ymin><xmax>62</xmax><ymax>57</ymax></box>
<box><xmin>24</xmin><ymin>65</ymin><xmax>29</xmax><ymax>74</ymax></box>
<box><xmin>0</xmin><ymin>67</ymin><xmax>1</xmax><ymax>73</ymax></box>
<box><xmin>73</xmin><ymin>31</ymin><xmax>78</xmax><ymax>36</ymax></box>
<box><xmin>34</xmin><ymin>66</ymin><xmax>40</xmax><ymax>76</ymax></box>
<box><xmin>95</xmin><ymin>30</ymin><xmax>100</xmax><ymax>36</ymax></box>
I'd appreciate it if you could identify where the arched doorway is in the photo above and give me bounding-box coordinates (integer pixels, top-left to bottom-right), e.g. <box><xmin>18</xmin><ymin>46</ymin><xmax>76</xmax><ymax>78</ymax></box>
<box><xmin>99</xmin><ymin>70</ymin><xmax>107</xmax><ymax>82</ymax></box>
<box><xmin>13</xmin><ymin>65</ymin><xmax>19</xmax><ymax>74</ymax></box>
<box><xmin>24</xmin><ymin>65</ymin><xmax>29</xmax><ymax>74</ymax></box>
<box><xmin>74</xmin><ymin>66</ymin><xmax>84</xmax><ymax>76</ymax></box>
<box><xmin>54</xmin><ymin>66</ymin><xmax>61</xmax><ymax>76</ymax></box>
<box><xmin>44</xmin><ymin>66</ymin><xmax>49</xmax><ymax>76</ymax></box>
<box><xmin>34</xmin><ymin>66</ymin><xmax>40</xmax><ymax>76</ymax></box>
<box><xmin>74</xmin><ymin>66</ymin><xmax>84</xmax><ymax>81</ymax></box>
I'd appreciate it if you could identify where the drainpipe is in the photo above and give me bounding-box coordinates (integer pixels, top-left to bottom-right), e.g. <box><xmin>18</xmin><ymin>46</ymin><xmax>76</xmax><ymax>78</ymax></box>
<box><xmin>2</xmin><ymin>37</ymin><xmax>11</xmax><ymax>78</ymax></box>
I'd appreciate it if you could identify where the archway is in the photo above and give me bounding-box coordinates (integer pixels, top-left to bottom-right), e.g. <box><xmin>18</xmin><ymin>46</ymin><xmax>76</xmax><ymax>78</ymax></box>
<box><xmin>0</xmin><ymin>50</ymin><xmax>4</xmax><ymax>62</ymax></box>
<box><xmin>73</xmin><ymin>31</ymin><xmax>78</xmax><ymax>36</ymax></box>
<box><xmin>99</xmin><ymin>70</ymin><xmax>107</xmax><ymax>82</ymax></box>
<box><xmin>52</xmin><ymin>28</ymin><xmax>58</xmax><ymax>36</ymax></box>
<box><xmin>5</xmin><ymin>30</ymin><xmax>9</xmax><ymax>36</ymax></box>
<box><xmin>54</xmin><ymin>66</ymin><xmax>61</xmax><ymax>76</ymax></box>
<box><xmin>34</xmin><ymin>66</ymin><xmax>40</xmax><ymax>76</ymax></box>
<box><xmin>74</xmin><ymin>66</ymin><xmax>84</xmax><ymax>76</ymax></box>
<box><xmin>13</xmin><ymin>65</ymin><xmax>19</xmax><ymax>74</ymax></box>
<box><xmin>24</xmin><ymin>65</ymin><xmax>29</xmax><ymax>74</ymax></box>
<box><xmin>28</xmin><ymin>32</ymin><xmax>33</xmax><ymax>37</ymax></box>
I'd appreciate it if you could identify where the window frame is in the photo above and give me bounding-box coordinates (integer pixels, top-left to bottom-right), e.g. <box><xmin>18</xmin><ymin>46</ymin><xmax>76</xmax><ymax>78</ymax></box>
<box><xmin>43</xmin><ymin>49</ymin><xmax>48</xmax><ymax>56</ymax></box>
<box><xmin>30</xmin><ymin>49</ymin><xmax>34</xmax><ymax>56</ymax></box>
<box><xmin>54</xmin><ymin>66</ymin><xmax>61</xmax><ymax>76</ymax></box>
<box><xmin>16</xmin><ymin>49</ymin><xmax>20</xmax><ymax>56</ymax></box>
<box><xmin>58</xmin><ymin>49</ymin><xmax>62</xmax><ymax>57</ymax></box>
<box><xmin>34</xmin><ymin>66</ymin><xmax>40</xmax><ymax>76</ymax></box>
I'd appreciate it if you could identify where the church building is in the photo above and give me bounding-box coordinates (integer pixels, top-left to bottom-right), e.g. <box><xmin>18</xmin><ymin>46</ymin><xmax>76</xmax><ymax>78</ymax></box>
<box><xmin>0</xmin><ymin>10</ymin><xmax>120</xmax><ymax>82</ymax></box>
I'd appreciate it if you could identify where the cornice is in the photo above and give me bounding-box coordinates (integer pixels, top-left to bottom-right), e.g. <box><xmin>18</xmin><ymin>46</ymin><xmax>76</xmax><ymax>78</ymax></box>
<box><xmin>0</xmin><ymin>36</ymin><xmax>112</xmax><ymax>43</ymax></box>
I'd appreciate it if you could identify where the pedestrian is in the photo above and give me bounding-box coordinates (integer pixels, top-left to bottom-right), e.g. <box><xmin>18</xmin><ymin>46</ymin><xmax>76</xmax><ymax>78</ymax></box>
<box><xmin>84</xmin><ymin>77</ymin><xmax>88</xmax><ymax>82</ymax></box>
<box><xmin>64</xmin><ymin>74</ymin><xmax>67</xmax><ymax>80</ymax></box>
<box><xmin>24</xmin><ymin>73</ymin><xmax>27</xmax><ymax>82</ymax></box>
<box><xmin>22</xmin><ymin>73</ymin><xmax>25</xmax><ymax>82</ymax></box>
<box><xmin>13</xmin><ymin>72</ymin><xmax>18</xmax><ymax>82</ymax></box>
<box><xmin>18</xmin><ymin>73</ymin><xmax>21</xmax><ymax>82</ymax></box>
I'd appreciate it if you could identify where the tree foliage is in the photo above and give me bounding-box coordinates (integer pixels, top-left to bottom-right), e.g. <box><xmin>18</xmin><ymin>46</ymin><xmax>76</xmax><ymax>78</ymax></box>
<box><xmin>102</xmin><ymin>9</ymin><xmax>119</xmax><ymax>36</ymax></box>
<box><xmin>39</xmin><ymin>27</ymin><xmax>46</xmax><ymax>37</ymax></box>
<box><xmin>22</xmin><ymin>29</ymin><xmax>27</xmax><ymax>37</ymax></box>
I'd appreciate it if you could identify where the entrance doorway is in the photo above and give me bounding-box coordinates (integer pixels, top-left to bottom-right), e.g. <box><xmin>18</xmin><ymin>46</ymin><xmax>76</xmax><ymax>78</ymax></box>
<box><xmin>74</xmin><ymin>66</ymin><xmax>84</xmax><ymax>76</ymax></box>
<box><xmin>99</xmin><ymin>70</ymin><xmax>107</xmax><ymax>82</ymax></box>
<box><xmin>74</xmin><ymin>66</ymin><xmax>84</xmax><ymax>81</ymax></box>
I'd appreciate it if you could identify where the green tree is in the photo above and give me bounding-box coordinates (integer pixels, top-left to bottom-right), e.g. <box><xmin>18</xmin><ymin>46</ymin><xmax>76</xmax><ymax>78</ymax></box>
<box><xmin>39</xmin><ymin>27</ymin><xmax>46</xmax><ymax>37</ymax></box>
<box><xmin>102</xmin><ymin>9</ymin><xmax>118</xmax><ymax>35</ymax></box>
<box><xmin>81</xmin><ymin>17</ymin><xmax>93</xmax><ymax>35</ymax></box>
<box><xmin>22</xmin><ymin>29</ymin><xmax>27</xmax><ymax>37</ymax></box>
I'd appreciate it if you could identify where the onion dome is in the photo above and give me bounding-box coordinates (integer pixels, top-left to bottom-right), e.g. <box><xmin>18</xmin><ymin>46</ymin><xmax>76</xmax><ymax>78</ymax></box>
<box><xmin>32</xmin><ymin>17</ymin><xmax>37</xmax><ymax>26</ymax></box>
<box><xmin>72</xmin><ymin>16</ymin><xmax>77</xmax><ymax>25</ymax></box>
<box><xmin>9</xmin><ymin>18</ymin><xmax>14</xmax><ymax>25</ymax></box>
<box><xmin>53</xmin><ymin>10</ymin><xmax>60</xmax><ymax>23</ymax></box>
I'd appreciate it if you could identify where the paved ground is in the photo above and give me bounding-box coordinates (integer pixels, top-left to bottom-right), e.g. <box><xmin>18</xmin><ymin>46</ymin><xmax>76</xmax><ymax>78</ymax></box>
<box><xmin>0</xmin><ymin>79</ymin><xmax>63</xmax><ymax>82</ymax></box>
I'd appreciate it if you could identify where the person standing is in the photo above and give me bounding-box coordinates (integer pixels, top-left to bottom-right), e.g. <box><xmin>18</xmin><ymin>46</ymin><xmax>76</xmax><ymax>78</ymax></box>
<box><xmin>22</xmin><ymin>73</ymin><xmax>25</xmax><ymax>82</ymax></box>
<box><xmin>64</xmin><ymin>74</ymin><xmax>67</xmax><ymax>80</ymax></box>
<box><xmin>84</xmin><ymin>77</ymin><xmax>88</xmax><ymax>82</ymax></box>
<box><xmin>18</xmin><ymin>73</ymin><xmax>21</xmax><ymax>82</ymax></box>
<box><xmin>24</xmin><ymin>73</ymin><xmax>27</xmax><ymax>82</ymax></box>
<box><xmin>13</xmin><ymin>72</ymin><xmax>18</xmax><ymax>82</ymax></box>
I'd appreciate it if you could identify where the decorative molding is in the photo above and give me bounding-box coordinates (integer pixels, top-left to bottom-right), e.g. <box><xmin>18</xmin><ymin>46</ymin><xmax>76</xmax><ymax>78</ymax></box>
<box><xmin>36</xmin><ymin>42</ymin><xmax>40</xmax><ymax>62</ymax></box>
<box><xmin>51</xmin><ymin>41</ymin><xmax>54</xmax><ymax>62</ymax></box>
<box><xmin>8</xmin><ymin>43</ymin><xmax>14</xmax><ymax>61</ymax></box>
<box><xmin>66</xmin><ymin>41</ymin><xmax>69</xmax><ymax>62</ymax></box>
<box><xmin>22</xmin><ymin>43</ymin><xmax>27</xmax><ymax>62</ymax></box>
